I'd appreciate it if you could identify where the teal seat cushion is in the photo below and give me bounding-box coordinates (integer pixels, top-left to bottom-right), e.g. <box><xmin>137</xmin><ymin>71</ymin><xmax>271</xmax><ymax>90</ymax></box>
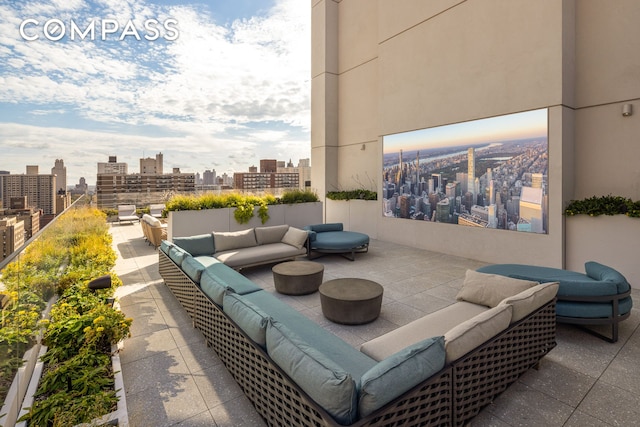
<box><xmin>358</xmin><ymin>336</ymin><xmax>446</xmax><ymax>417</ymax></box>
<box><xmin>223</xmin><ymin>292</ymin><xmax>270</xmax><ymax>347</ymax></box>
<box><xmin>168</xmin><ymin>246</ymin><xmax>189</xmax><ymax>266</ymax></box>
<box><xmin>181</xmin><ymin>256</ymin><xmax>220</xmax><ymax>284</ymax></box>
<box><xmin>200</xmin><ymin>263</ymin><xmax>261</xmax><ymax>305</ymax></box>
<box><xmin>266</xmin><ymin>319</ymin><xmax>358</xmax><ymax>425</ymax></box>
<box><xmin>173</xmin><ymin>234</ymin><xmax>215</xmax><ymax>257</ymax></box>
<box><xmin>243</xmin><ymin>291</ymin><xmax>376</xmax><ymax>379</ymax></box>
<box><xmin>160</xmin><ymin>240</ymin><xmax>174</xmax><ymax>255</ymax></box>
<box><xmin>557</xmin><ymin>297</ymin><xmax>633</xmax><ymax>319</ymax></box>
<box><xmin>312</xmin><ymin>231</ymin><xmax>369</xmax><ymax>251</ymax></box>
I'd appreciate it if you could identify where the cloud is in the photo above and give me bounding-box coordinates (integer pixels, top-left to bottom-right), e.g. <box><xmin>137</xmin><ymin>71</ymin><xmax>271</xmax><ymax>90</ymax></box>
<box><xmin>0</xmin><ymin>0</ymin><xmax>310</xmax><ymax>184</ymax></box>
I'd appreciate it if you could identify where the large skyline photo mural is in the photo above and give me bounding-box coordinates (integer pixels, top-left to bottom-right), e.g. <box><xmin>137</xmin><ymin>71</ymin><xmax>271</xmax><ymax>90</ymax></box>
<box><xmin>382</xmin><ymin>108</ymin><xmax>549</xmax><ymax>234</ymax></box>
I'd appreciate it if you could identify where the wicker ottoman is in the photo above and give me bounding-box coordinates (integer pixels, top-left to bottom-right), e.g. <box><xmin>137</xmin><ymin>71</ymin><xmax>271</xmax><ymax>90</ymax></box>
<box><xmin>272</xmin><ymin>261</ymin><xmax>324</xmax><ymax>295</ymax></box>
<box><xmin>319</xmin><ymin>278</ymin><xmax>383</xmax><ymax>325</ymax></box>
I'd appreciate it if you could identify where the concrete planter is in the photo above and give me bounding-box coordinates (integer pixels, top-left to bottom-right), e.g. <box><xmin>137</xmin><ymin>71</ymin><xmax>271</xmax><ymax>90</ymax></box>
<box><xmin>12</xmin><ymin>345</ymin><xmax>128</xmax><ymax>427</ymax></box>
<box><xmin>168</xmin><ymin>202</ymin><xmax>323</xmax><ymax>239</ymax></box>
<box><xmin>326</xmin><ymin>199</ymin><xmax>379</xmax><ymax>238</ymax></box>
<box><xmin>565</xmin><ymin>214</ymin><xmax>640</xmax><ymax>289</ymax></box>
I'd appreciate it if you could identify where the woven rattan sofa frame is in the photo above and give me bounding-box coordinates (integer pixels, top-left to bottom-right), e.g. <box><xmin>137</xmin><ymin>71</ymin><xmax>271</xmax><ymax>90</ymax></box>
<box><xmin>159</xmin><ymin>250</ymin><xmax>557</xmax><ymax>426</ymax></box>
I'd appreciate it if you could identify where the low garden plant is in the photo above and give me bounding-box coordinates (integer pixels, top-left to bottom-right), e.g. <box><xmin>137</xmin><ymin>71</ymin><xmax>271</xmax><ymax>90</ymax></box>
<box><xmin>0</xmin><ymin>205</ymin><xmax>130</xmax><ymax>426</ymax></box>
<box><xmin>326</xmin><ymin>189</ymin><xmax>377</xmax><ymax>201</ymax></box>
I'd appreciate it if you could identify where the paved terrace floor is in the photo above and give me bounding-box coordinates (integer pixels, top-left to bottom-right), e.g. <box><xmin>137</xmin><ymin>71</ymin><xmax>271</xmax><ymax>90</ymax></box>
<box><xmin>111</xmin><ymin>222</ymin><xmax>640</xmax><ymax>427</ymax></box>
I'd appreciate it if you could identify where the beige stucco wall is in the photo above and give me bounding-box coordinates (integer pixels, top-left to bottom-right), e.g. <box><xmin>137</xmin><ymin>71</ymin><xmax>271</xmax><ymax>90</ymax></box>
<box><xmin>312</xmin><ymin>0</ymin><xmax>640</xmax><ymax>270</ymax></box>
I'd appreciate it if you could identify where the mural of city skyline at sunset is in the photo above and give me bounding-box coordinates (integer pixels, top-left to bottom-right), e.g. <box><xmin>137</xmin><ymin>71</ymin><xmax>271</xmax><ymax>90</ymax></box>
<box><xmin>382</xmin><ymin>108</ymin><xmax>549</xmax><ymax>234</ymax></box>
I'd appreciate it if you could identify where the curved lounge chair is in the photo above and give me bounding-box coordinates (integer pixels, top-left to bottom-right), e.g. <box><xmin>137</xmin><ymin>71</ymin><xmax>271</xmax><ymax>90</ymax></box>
<box><xmin>303</xmin><ymin>223</ymin><xmax>369</xmax><ymax>261</ymax></box>
<box><xmin>477</xmin><ymin>262</ymin><xmax>632</xmax><ymax>342</ymax></box>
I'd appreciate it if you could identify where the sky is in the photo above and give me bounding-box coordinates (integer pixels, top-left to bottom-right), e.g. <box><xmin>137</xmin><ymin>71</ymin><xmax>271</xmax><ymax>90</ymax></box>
<box><xmin>383</xmin><ymin>108</ymin><xmax>548</xmax><ymax>153</ymax></box>
<box><xmin>0</xmin><ymin>0</ymin><xmax>310</xmax><ymax>186</ymax></box>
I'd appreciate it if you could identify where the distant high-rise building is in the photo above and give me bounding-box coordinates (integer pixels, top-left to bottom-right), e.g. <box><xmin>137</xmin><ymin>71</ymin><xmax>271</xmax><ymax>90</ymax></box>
<box><xmin>71</xmin><ymin>177</ymin><xmax>89</xmax><ymax>196</ymax></box>
<box><xmin>398</xmin><ymin>195</ymin><xmax>411</xmax><ymax>219</ymax></box>
<box><xmin>467</xmin><ymin>148</ymin><xmax>475</xmax><ymax>198</ymax></box>
<box><xmin>98</xmin><ymin>156</ymin><xmax>128</xmax><ymax>174</ymax></box>
<box><xmin>436</xmin><ymin>198</ymin><xmax>450</xmax><ymax>223</ymax></box>
<box><xmin>140</xmin><ymin>152</ymin><xmax>163</xmax><ymax>175</ymax></box>
<box><xmin>519</xmin><ymin>186</ymin><xmax>544</xmax><ymax>233</ymax></box>
<box><xmin>96</xmin><ymin>155</ymin><xmax>193</xmax><ymax>208</ymax></box>
<box><xmin>203</xmin><ymin>169</ymin><xmax>216</xmax><ymax>186</ymax></box>
<box><xmin>51</xmin><ymin>159</ymin><xmax>67</xmax><ymax>192</ymax></box>
<box><xmin>260</xmin><ymin>159</ymin><xmax>277</xmax><ymax>173</ymax></box>
<box><xmin>233</xmin><ymin>172</ymin><xmax>299</xmax><ymax>192</ymax></box>
<box><xmin>277</xmin><ymin>158</ymin><xmax>312</xmax><ymax>190</ymax></box>
<box><xmin>1</xmin><ymin>167</ymin><xmax>57</xmax><ymax>215</ymax></box>
<box><xmin>531</xmin><ymin>172</ymin><xmax>543</xmax><ymax>189</ymax></box>
<box><xmin>249</xmin><ymin>165</ymin><xmax>258</xmax><ymax>173</ymax></box>
<box><xmin>0</xmin><ymin>217</ymin><xmax>25</xmax><ymax>261</ymax></box>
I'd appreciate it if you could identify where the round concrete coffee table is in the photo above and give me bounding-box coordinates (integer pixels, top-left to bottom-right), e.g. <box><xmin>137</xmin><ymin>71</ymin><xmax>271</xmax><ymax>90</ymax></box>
<box><xmin>319</xmin><ymin>278</ymin><xmax>383</xmax><ymax>325</ymax></box>
<box><xmin>272</xmin><ymin>261</ymin><xmax>324</xmax><ymax>295</ymax></box>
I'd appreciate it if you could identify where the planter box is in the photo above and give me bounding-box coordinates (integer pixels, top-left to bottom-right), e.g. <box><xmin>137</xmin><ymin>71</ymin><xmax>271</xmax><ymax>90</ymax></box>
<box><xmin>15</xmin><ymin>344</ymin><xmax>128</xmax><ymax>427</ymax></box>
<box><xmin>565</xmin><ymin>215</ymin><xmax>640</xmax><ymax>290</ymax></box>
<box><xmin>168</xmin><ymin>202</ymin><xmax>323</xmax><ymax>240</ymax></box>
<box><xmin>326</xmin><ymin>199</ymin><xmax>379</xmax><ymax>238</ymax></box>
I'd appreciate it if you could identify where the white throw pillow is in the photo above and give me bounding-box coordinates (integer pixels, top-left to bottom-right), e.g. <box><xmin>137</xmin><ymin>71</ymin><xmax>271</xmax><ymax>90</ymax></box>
<box><xmin>281</xmin><ymin>227</ymin><xmax>308</xmax><ymax>249</ymax></box>
<box><xmin>213</xmin><ymin>229</ymin><xmax>257</xmax><ymax>252</ymax></box>
<box><xmin>456</xmin><ymin>270</ymin><xmax>538</xmax><ymax>308</ymax></box>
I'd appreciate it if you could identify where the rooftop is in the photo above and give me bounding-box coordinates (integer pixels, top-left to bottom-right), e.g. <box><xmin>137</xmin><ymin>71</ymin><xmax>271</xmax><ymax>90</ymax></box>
<box><xmin>111</xmin><ymin>223</ymin><xmax>640</xmax><ymax>426</ymax></box>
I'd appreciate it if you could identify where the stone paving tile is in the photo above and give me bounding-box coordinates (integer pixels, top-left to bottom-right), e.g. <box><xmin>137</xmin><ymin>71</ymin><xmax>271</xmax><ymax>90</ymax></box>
<box><xmin>110</xmin><ymin>223</ymin><xmax>640</xmax><ymax>427</ymax></box>
<box><xmin>577</xmin><ymin>381</ymin><xmax>640</xmax><ymax>426</ymax></box>
<box><xmin>485</xmin><ymin>382</ymin><xmax>574</xmax><ymax>426</ymax></box>
<box><xmin>518</xmin><ymin>357</ymin><xmax>596</xmax><ymax>407</ymax></box>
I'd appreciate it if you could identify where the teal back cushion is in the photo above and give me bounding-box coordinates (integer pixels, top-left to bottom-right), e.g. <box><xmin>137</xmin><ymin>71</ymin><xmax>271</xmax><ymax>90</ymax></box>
<box><xmin>266</xmin><ymin>319</ymin><xmax>358</xmax><ymax>425</ymax></box>
<box><xmin>584</xmin><ymin>261</ymin><xmax>631</xmax><ymax>294</ymax></box>
<box><xmin>173</xmin><ymin>234</ymin><xmax>215</xmax><ymax>257</ymax></box>
<box><xmin>309</xmin><ymin>223</ymin><xmax>343</xmax><ymax>233</ymax></box>
<box><xmin>160</xmin><ymin>240</ymin><xmax>174</xmax><ymax>255</ymax></box>
<box><xmin>358</xmin><ymin>336</ymin><xmax>446</xmax><ymax>417</ymax></box>
<box><xmin>223</xmin><ymin>292</ymin><xmax>269</xmax><ymax>347</ymax></box>
<box><xmin>168</xmin><ymin>246</ymin><xmax>189</xmax><ymax>266</ymax></box>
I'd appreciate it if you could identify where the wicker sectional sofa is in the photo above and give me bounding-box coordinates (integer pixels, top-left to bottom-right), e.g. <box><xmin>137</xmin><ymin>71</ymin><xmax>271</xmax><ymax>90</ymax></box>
<box><xmin>158</xmin><ymin>238</ymin><xmax>558</xmax><ymax>427</ymax></box>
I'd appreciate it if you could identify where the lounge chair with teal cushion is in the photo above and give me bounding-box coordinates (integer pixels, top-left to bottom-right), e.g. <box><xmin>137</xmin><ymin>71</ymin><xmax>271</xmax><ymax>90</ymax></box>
<box><xmin>477</xmin><ymin>261</ymin><xmax>632</xmax><ymax>342</ymax></box>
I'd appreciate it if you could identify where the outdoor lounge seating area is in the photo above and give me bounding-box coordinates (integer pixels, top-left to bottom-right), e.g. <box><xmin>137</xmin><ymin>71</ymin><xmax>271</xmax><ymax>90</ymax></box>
<box><xmin>111</xmin><ymin>223</ymin><xmax>640</xmax><ymax>426</ymax></box>
<box><xmin>158</xmin><ymin>237</ymin><xmax>558</xmax><ymax>426</ymax></box>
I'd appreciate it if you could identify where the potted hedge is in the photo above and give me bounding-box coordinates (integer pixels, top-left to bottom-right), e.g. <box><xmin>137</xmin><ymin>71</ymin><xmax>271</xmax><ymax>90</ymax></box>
<box><xmin>325</xmin><ymin>189</ymin><xmax>378</xmax><ymax>238</ymax></box>
<box><xmin>165</xmin><ymin>189</ymin><xmax>322</xmax><ymax>239</ymax></box>
<box><xmin>564</xmin><ymin>194</ymin><xmax>640</xmax><ymax>285</ymax></box>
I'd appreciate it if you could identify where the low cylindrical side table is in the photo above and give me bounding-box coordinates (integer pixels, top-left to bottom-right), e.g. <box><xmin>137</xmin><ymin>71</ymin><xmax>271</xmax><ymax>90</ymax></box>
<box><xmin>272</xmin><ymin>261</ymin><xmax>324</xmax><ymax>295</ymax></box>
<box><xmin>319</xmin><ymin>278</ymin><xmax>383</xmax><ymax>325</ymax></box>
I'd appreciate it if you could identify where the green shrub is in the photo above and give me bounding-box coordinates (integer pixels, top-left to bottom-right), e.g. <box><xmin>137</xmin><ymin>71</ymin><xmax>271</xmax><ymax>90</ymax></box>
<box><xmin>564</xmin><ymin>195</ymin><xmax>640</xmax><ymax>218</ymax></box>
<box><xmin>326</xmin><ymin>189</ymin><xmax>377</xmax><ymax>201</ymax></box>
<box><xmin>165</xmin><ymin>191</ymin><xmax>319</xmax><ymax>224</ymax></box>
<box><xmin>278</xmin><ymin>189</ymin><xmax>319</xmax><ymax>204</ymax></box>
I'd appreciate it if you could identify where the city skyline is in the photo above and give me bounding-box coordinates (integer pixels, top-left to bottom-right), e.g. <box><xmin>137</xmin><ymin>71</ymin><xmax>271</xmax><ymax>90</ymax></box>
<box><xmin>382</xmin><ymin>109</ymin><xmax>549</xmax><ymax>234</ymax></box>
<box><xmin>0</xmin><ymin>0</ymin><xmax>311</xmax><ymax>185</ymax></box>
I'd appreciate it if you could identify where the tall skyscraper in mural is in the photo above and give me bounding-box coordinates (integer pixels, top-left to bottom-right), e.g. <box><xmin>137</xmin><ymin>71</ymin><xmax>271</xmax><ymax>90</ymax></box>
<box><xmin>467</xmin><ymin>147</ymin><xmax>475</xmax><ymax>200</ymax></box>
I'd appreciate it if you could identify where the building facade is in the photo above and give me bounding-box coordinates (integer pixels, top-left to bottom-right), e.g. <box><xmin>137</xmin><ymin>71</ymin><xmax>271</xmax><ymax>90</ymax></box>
<box><xmin>0</xmin><ymin>217</ymin><xmax>25</xmax><ymax>261</ymax></box>
<box><xmin>233</xmin><ymin>172</ymin><xmax>300</xmax><ymax>192</ymax></box>
<box><xmin>311</xmin><ymin>1</ymin><xmax>640</xmax><ymax>269</ymax></box>
<box><xmin>0</xmin><ymin>167</ymin><xmax>57</xmax><ymax>215</ymax></box>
